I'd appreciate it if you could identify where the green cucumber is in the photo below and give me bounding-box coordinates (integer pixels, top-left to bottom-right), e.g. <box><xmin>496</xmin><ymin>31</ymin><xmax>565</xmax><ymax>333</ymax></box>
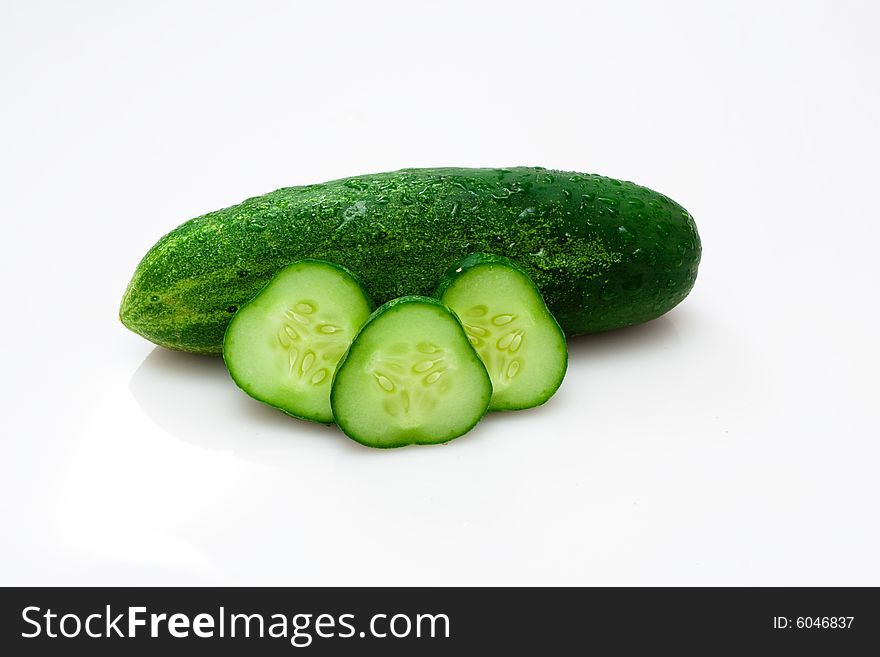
<box><xmin>120</xmin><ymin>167</ymin><xmax>701</xmax><ymax>354</ymax></box>
<box><xmin>330</xmin><ymin>296</ymin><xmax>492</xmax><ymax>448</ymax></box>
<box><xmin>222</xmin><ymin>259</ymin><xmax>372</xmax><ymax>423</ymax></box>
<box><xmin>437</xmin><ymin>253</ymin><xmax>567</xmax><ymax>411</ymax></box>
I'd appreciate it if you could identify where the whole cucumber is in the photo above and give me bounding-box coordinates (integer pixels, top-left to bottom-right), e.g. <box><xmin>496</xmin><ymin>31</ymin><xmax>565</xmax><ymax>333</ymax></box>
<box><xmin>120</xmin><ymin>167</ymin><xmax>700</xmax><ymax>354</ymax></box>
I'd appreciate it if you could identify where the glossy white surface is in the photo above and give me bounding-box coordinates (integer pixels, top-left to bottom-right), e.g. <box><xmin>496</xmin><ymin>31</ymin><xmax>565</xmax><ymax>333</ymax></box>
<box><xmin>2</xmin><ymin>1</ymin><xmax>878</xmax><ymax>585</ymax></box>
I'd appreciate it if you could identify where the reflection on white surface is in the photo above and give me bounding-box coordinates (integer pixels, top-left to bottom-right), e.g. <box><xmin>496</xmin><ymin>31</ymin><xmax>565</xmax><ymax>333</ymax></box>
<box><xmin>567</xmin><ymin>315</ymin><xmax>680</xmax><ymax>363</ymax></box>
<box><xmin>128</xmin><ymin>316</ymin><xmax>682</xmax><ymax>461</ymax></box>
<box><xmin>112</xmin><ymin>317</ymin><xmax>703</xmax><ymax>586</ymax></box>
<box><xmin>129</xmin><ymin>348</ymin><xmax>351</xmax><ymax>462</ymax></box>
<box><xmin>6</xmin><ymin>295</ymin><xmax>879</xmax><ymax>586</ymax></box>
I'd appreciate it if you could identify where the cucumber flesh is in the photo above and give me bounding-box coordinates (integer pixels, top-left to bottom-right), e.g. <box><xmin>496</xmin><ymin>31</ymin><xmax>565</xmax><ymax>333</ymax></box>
<box><xmin>437</xmin><ymin>254</ymin><xmax>567</xmax><ymax>411</ymax></box>
<box><xmin>223</xmin><ymin>259</ymin><xmax>372</xmax><ymax>423</ymax></box>
<box><xmin>330</xmin><ymin>296</ymin><xmax>492</xmax><ymax>448</ymax></box>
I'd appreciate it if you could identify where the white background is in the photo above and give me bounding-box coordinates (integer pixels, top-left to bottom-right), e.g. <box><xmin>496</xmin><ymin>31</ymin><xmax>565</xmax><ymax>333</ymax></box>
<box><xmin>1</xmin><ymin>0</ymin><xmax>878</xmax><ymax>585</ymax></box>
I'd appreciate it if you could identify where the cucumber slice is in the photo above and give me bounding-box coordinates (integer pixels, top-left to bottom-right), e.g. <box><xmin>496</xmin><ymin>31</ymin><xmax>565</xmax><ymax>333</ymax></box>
<box><xmin>223</xmin><ymin>259</ymin><xmax>372</xmax><ymax>424</ymax></box>
<box><xmin>436</xmin><ymin>253</ymin><xmax>567</xmax><ymax>411</ymax></box>
<box><xmin>330</xmin><ymin>296</ymin><xmax>492</xmax><ymax>448</ymax></box>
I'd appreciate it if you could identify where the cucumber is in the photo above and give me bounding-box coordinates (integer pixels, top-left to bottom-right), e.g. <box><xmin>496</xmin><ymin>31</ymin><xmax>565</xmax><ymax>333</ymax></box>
<box><xmin>222</xmin><ymin>259</ymin><xmax>372</xmax><ymax>423</ymax></box>
<box><xmin>437</xmin><ymin>253</ymin><xmax>567</xmax><ymax>411</ymax></box>
<box><xmin>330</xmin><ymin>296</ymin><xmax>492</xmax><ymax>448</ymax></box>
<box><xmin>120</xmin><ymin>167</ymin><xmax>701</xmax><ymax>354</ymax></box>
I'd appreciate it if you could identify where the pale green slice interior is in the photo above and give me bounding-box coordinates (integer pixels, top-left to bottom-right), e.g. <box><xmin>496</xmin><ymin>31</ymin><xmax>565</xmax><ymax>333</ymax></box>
<box><xmin>331</xmin><ymin>298</ymin><xmax>492</xmax><ymax>448</ymax></box>
<box><xmin>223</xmin><ymin>260</ymin><xmax>372</xmax><ymax>423</ymax></box>
<box><xmin>440</xmin><ymin>264</ymin><xmax>567</xmax><ymax>410</ymax></box>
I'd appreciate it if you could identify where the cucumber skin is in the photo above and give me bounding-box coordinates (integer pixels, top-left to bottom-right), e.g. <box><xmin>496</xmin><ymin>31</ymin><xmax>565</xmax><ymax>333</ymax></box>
<box><xmin>120</xmin><ymin>167</ymin><xmax>701</xmax><ymax>354</ymax></box>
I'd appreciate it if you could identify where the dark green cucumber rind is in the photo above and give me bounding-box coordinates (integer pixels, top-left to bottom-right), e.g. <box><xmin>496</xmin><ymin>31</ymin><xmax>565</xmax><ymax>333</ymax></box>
<box><xmin>330</xmin><ymin>296</ymin><xmax>492</xmax><ymax>448</ymax></box>
<box><xmin>121</xmin><ymin>167</ymin><xmax>701</xmax><ymax>354</ymax></box>
<box><xmin>437</xmin><ymin>253</ymin><xmax>568</xmax><ymax>411</ymax></box>
<box><xmin>222</xmin><ymin>258</ymin><xmax>373</xmax><ymax>424</ymax></box>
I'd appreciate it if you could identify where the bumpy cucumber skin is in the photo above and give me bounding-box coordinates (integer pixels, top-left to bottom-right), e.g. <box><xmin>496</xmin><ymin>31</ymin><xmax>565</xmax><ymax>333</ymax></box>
<box><xmin>330</xmin><ymin>296</ymin><xmax>492</xmax><ymax>449</ymax></box>
<box><xmin>120</xmin><ymin>167</ymin><xmax>701</xmax><ymax>354</ymax></box>
<box><xmin>436</xmin><ymin>253</ymin><xmax>568</xmax><ymax>411</ymax></box>
<box><xmin>222</xmin><ymin>258</ymin><xmax>373</xmax><ymax>425</ymax></box>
